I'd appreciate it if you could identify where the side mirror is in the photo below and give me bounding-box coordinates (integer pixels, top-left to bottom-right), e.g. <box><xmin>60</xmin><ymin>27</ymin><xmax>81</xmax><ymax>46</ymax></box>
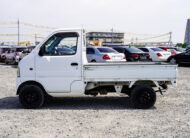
<box><xmin>39</xmin><ymin>47</ymin><xmax>44</xmax><ymax>56</ymax></box>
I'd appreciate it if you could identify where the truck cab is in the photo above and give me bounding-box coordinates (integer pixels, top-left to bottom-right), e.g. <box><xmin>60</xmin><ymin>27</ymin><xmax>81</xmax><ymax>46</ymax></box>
<box><xmin>16</xmin><ymin>29</ymin><xmax>178</xmax><ymax>109</ymax></box>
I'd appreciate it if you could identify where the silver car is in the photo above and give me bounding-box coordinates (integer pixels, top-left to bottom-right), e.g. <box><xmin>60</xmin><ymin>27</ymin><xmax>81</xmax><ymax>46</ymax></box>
<box><xmin>86</xmin><ymin>46</ymin><xmax>126</xmax><ymax>62</ymax></box>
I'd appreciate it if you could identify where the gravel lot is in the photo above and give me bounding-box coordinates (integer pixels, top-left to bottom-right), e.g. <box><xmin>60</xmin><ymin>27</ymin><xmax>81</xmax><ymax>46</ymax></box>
<box><xmin>0</xmin><ymin>63</ymin><xmax>190</xmax><ymax>138</ymax></box>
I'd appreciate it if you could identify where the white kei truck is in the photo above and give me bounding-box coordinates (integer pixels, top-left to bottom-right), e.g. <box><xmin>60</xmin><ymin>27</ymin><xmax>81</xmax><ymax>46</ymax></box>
<box><xmin>16</xmin><ymin>28</ymin><xmax>178</xmax><ymax>109</ymax></box>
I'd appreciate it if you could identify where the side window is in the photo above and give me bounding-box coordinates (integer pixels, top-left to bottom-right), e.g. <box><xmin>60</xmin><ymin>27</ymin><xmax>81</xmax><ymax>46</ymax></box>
<box><xmin>87</xmin><ymin>48</ymin><xmax>95</xmax><ymax>54</ymax></box>
<box><xmin>42</xmin><ymin>33</ymin><xmax>78</xmax><ymax>56</ymax></box>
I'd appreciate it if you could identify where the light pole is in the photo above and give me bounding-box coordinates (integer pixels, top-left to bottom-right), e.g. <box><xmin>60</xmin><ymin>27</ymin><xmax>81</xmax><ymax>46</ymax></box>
<box><xmin>17</xmin><ymin>19</ymin><xmax>20</xmax><ymax>46</ymax></box>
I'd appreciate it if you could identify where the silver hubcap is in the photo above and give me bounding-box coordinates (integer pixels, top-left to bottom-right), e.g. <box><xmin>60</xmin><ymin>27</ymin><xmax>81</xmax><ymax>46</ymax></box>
<box><xmin>170</xmin><ymin>58</ymin><xmax>176</xmax><ymax>64</ymax></box>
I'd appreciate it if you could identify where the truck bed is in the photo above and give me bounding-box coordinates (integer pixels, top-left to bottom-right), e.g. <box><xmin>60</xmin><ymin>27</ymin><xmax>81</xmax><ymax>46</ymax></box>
<box><xmin>84</xmin><ymin>62</ymin><xmax>177</xmax><ymax>82</ymax></box>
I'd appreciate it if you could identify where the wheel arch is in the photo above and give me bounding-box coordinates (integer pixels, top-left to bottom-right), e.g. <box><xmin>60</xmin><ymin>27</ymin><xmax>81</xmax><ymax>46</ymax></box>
<box><xmin>17</xmin><ymin>81</ymin><xmax>47</xmax><ymax>95</ymax></box>
<box><xmin>91</xmin><ymin>59</ymin><xmax>96</xmax><ymax>62</ymax></box>
<box><xmin>129</xmin><ymin>80</ymin><xmax>157</xmax><ymax>88</ymax></box>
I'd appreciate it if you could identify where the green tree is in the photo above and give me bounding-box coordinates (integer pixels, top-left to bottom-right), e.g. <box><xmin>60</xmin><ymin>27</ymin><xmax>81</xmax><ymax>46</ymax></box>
<box><xmin>176</xmin><ymin>43</ymin><xmax>189</xmax><ymax>48</ymax></box>
<box><xmin>176</xmin><ymin>43</ymin><xmax>183</xmax><ymax>47</ymax></box>
<box><xmin>182</xmin><ymin>43</ymin><xmax>189</xmax><ymax>48</ymax></box>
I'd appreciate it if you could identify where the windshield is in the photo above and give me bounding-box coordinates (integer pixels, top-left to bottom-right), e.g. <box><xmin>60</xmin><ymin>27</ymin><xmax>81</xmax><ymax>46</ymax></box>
<box><xmin>97</xmin><ymin>48</ymin><xmax>117</xmax><ymax>53</ymax></box>
<box><xmin>150</xmin><ymin>48</ymin><xmax>164</xmax><ymax>52</ymax></box>
<box><xmin>127</xmin><ymin>48</ymin><xmax>143</xmax><ymax>53</ymax></box>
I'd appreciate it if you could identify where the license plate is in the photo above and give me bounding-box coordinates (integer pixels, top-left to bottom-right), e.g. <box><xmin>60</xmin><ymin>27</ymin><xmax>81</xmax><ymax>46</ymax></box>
<box><xmin>113</xmin><ymin>56</ymin><xmax>121</xmax><ymax>60</ymax></box>
<box><xmin>140</xmin><ymin>56</ymin><xmax>146</xmax><ymax>60</ymax></box>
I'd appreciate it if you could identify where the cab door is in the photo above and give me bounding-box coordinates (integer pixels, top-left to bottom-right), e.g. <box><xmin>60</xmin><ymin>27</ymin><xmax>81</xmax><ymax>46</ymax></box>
<box><xmin>35</xmin><ymin>31</ymin><xmax>82</xmax><ymax>93</ymax></box>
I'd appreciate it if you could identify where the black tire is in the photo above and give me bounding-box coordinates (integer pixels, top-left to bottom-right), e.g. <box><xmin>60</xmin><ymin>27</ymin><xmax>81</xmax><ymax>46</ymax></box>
<box><xmin>19</xmin><ymin>84</ymin><xmax>45</xmax><ymax>109</ymax></box>
<box><xmin>13</xmin><ymin>58</ymin><xmax>17</xmax><ymax>65</ymax></box>
<box><xmin>5</xmin><ymin>59</ymin><xmax>9</xmax><ymax>64</ymax></box>
<box><xmin>130</xmin><ymin>84</ymin><xmax>156</xmax><ymax>109</ymax></box>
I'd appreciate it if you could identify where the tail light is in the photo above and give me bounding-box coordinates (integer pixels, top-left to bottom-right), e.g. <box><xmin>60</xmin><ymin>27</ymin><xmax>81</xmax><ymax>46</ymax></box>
<box><xmin>172</xmin><ymin>52</ymin><xmax>176</xmax><ymax>55</ymax></box>
<box><xmin>102</xmin><ymin>54</ymin><xmax>110</xmax><ymax>60</ymax></box>
<box><xmin>131</xmin><ymin>53</ymin><xmax>139</xmax><ymax>58</ymax></box>
<box><xmin>2</xmin><ymin>51</ymin><xmax>5</xmax><ymax>53</ymax></box>
<box><xmin>147</xmin><ymin>54</ymin><xmax>150</xmax><ymax>58</ymax></box>
<box><xmin>123</xmin><ymin>56</ymin><xmax>126</xmax><ymax>59</ymax></box>
<box><xmin>157</xmin><ymin>53</ymin><xmax>162</xmax><ymax>57</ymax></box>
<box><xmin>16</xmin><ymin>52</ymin><xmax>19</xmax><ymax>55</ymax></box>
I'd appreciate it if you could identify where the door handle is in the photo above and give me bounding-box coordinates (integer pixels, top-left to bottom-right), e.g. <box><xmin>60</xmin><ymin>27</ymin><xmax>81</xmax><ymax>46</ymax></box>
<box><xmin>71</xmin><ymin>62</ymin><xmax>78</xmax><ymax>66</ymax></box>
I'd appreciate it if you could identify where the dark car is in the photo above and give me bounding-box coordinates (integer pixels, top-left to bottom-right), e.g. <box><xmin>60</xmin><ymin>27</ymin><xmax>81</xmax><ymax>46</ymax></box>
<box><xmin>167</xmin><ymin>50</ymin><xmax>190</xmax><ymax>65</ymax></box>
<box><xmin>112</xmin><ymin>46</ymin><xmax>151</xmax><ymax>61</ymax></box>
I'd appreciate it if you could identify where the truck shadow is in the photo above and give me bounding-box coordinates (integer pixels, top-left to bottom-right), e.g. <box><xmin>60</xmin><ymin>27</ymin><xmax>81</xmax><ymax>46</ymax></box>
<box><xmin>45</xmin><ymin>96</ymin><xmax>132</xmax><ymax>110</ymax></box>
<box><xmin>0</xmin><ymin>96</ymin><xmax>156</xmax><ymax>110</ymax></box>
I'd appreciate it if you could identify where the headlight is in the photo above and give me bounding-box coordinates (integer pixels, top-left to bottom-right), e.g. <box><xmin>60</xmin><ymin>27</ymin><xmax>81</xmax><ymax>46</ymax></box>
<box><xmin>17</xmin><ymin>67</ymin><xmax>20</xmax><ymax>77</ymax></box>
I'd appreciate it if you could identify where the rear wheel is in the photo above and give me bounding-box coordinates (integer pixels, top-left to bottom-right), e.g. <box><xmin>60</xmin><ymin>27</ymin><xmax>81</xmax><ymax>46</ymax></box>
<box><xmin>91</xmin><ymin>60</ymin><xmax>96</xmax><ymax>62</ymax></box>
<box><xmin>19</xmin><ymin>84</ymin><xmax>45</xmax><ymax>109</ymax></box>
<box><xmin>130</xmin><ymin>84</ymin><xmax>156</xmax><ymax>109</ymax></box>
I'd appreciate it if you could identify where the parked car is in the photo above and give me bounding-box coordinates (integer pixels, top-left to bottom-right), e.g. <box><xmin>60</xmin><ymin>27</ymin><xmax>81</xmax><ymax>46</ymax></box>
<box><xmin>0</xmin><ymin>46</ymin><xmax>10</xmax><ymax>62</ymax></box>
<box><xmin>138</xmin><ymin>47</ymin><xmax>171</xmax><ymax>62</ymax></box>
<box><xmin>5</xmin><ymin>46</ymin><xmax>29</xmax><ymax>64</ymax></box>
<box><xmin>28</xmin><ymin>46</ymin><xmax>36</xmax><ymax>52</ymax></box>
<box><xmin>167</xmin><ymin>49</ymin><xmax>190</xmax><ymax>65</ymax></box>
<box><xmin>159</xmin><ymin>47</ymin><xmax>181</xmax><ymax>55</ymax></box>
<box><xmin>86</xmin><ymin>46</ymin><xmax>126</xmax><ymax>62</ymax></box>
<box><xmin>112</xmin><ymin>46</ymin><xmax>151</xmax><ymax>62</ymax></box>
<box><xmin>57</xmin><ymin>47</ymin><xmax>75</xmax><ymax>55</ymax></box>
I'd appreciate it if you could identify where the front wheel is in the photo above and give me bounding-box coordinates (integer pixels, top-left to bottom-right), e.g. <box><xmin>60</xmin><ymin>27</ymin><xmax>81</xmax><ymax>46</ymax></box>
<box><xmin>19</xmin><ymin>84</ymin><xmax>45</xmax><ymax>109</ymax></box>
<box><xmin>130</xmin><ymin>84</ymin><xmax>156</xmax><ymax>109</ymax></box>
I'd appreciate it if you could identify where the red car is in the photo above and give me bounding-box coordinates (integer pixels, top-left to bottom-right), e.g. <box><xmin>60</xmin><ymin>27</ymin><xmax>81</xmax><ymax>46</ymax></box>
<box><xmin>159</xmin><ymin>47</ymin><xmax>179</xmax><ymax>55</ymax></box>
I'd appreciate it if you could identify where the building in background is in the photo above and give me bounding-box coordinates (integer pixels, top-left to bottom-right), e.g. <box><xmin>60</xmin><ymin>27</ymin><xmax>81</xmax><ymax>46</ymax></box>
<box><xmin>184</xmin><ymin>19</ymin><xmax>190</xmax><ymax>44</ymax></box>
<box><xmin>86</xmin><ymin>31</ymin><xmax>124</xmax><ymax>46</ymax></box>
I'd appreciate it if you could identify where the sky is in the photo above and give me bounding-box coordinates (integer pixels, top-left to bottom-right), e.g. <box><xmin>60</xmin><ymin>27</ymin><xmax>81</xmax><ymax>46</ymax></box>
<box><xmin>0</xmin><ymin>0</ymin><xmax>190</xmax><ymax>44</ymax></box>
